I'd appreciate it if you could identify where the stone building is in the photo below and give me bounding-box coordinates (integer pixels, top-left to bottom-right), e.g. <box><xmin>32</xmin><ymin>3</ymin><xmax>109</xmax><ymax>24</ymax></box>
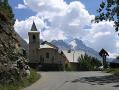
<box><xmin>28</xmin><ymin>22</ymin><xmax>68</xmax><ymax>70</ymax></box>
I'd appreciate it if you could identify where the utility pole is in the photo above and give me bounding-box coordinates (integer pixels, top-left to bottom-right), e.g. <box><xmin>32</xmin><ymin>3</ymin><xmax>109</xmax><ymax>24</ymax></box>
<box><xmin>73</xmin><ymin>50</ymin><xmax>75</xmax><ymax>62</ymax></box>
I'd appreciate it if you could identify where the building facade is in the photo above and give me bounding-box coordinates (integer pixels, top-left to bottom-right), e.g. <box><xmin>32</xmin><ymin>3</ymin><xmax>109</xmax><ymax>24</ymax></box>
<box><xmin>28</xmin><ymin>22</ymin><xmax>68</xmax><ymax>70</ymax></box>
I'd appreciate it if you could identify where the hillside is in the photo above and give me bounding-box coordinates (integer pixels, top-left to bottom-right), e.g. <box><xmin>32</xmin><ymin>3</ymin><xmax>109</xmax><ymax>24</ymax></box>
<box><xmin>0</xmin><ymin>0</ymin><xmax>29</xmax><ymax>84</ymax></box>
<box><xmin>0</xmin><ymin>0</ymin><xmax>27</xmax><ymax>61</ymax></box>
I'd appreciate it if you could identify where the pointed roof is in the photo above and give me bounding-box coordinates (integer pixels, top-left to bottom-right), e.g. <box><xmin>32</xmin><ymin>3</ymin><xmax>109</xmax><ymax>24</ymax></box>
<box><xmin>31</xmin><ymin>21</ymin><xmax>37</xmax><ymax>31</ymax></box>
<box><xmin>99</xmin><ymin>48</ymin><xmax>109</xmax><ymax>57</ymax></box>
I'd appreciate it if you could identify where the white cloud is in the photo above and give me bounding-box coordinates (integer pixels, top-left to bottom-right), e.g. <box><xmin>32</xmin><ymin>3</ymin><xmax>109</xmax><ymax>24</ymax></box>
<box><xmin>15</xmin><ymin>4</ymin><xmax>27</xmax><ymax>9</ymax></box>
<box><xmin>14</xmin><ymin>0</ymin><xmax>119</xmax><ymax>58</ymax></box>
<box><xmin>15</xmin><ymin>0</ymin><xmax>93</xmax><ymax>41</ymax></box>
<box><xmin>23</xmin><ymin>0</ymin><xmax>67</xmax><ymax>18</ymax></box>
<box><xmin>84</xmin><ymin>21</ymin><xmax>118</xmax><ymax>54</ymax></box>
<box><xmin>42</xmin><ymin>28</ymin><xmax>67</xmax><ymax>41</ymax></box>
<box><xmin>14</xmin><ymin>16</ymin><xmax>45</xmax><ymax>42</ymax></box>
<box><xmin>108</xmin><ymin>52</ymin><xmax>117</xmax><ymax>58</ymax></box>
<box><xmin>116</xmin><ymin>41</ymin><xmax>119</xmax><ymax>48</ymax></box>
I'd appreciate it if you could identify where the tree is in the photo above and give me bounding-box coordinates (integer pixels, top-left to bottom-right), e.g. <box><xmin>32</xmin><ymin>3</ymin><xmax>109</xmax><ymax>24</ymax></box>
<box><xmin>78</xmin><ymin>54</ymin><xmax>102</xmax><ymax>71</ymax></box>
<box><xmin>0</xmin><ymin>0</ymin><xmax>14</xmax><ymax>25</ymax></box>
<box><xmin>116</xmin><ymin>55</ymin><xmax>119</xmax><ymax>59</ymax></box>
<box><xmin>94</xmin><ymin>0</ymin><xmax>119</xmax><ymax>32</ymax></box>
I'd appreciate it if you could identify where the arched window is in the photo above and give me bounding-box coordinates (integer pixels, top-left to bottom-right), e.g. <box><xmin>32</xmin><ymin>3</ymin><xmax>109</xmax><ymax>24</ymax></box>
<box><xmin>46</xmin><ymin>52</ymin><xmax>49</xmax><ymax>58</ymax></box>
<box><xmin>33</xmin><ymin>35</ymin><xmax>36</xmax><ymax>40</ymax></box>
<box><xmin>32</xmin><ymin>35</ymin><xmax>36</xmax><ymax>42</ymax></box>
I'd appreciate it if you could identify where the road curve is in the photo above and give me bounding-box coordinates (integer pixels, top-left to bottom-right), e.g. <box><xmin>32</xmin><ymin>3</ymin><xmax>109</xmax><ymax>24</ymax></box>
<box><xmin>23</xmin><ymin>71</ymin><xmax>119</xmax><ymax>90</ymax></box>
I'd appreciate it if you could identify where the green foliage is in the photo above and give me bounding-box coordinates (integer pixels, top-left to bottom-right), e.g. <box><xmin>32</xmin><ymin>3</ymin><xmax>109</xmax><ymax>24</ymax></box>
<box><xmin>0</xmin><ymin>0</ymin><xmax>14</xmax><ymax>25</ymax></box>
<box><xmin>78</xmin><ymin>54</ymin><xmax>102</xmax><ymax>71</ymax></box>
<box><xmin>0</xmin><ymin>69</ymin><xmax>40</xmax><ymax>90</ymax></box>
<box><xmin>116</xmin><ymin>55</ymin><xmax>119</xmax><ymax>59</ymax></box>
<box><xmin>106</xmin><ymin>68</ymin><xmax>119</xmax><ymax>75</ymax></box>
<box><xmin>94</xmin><ymin>0</ymin><xmax>119</xmax><ymax>32</ymax></box>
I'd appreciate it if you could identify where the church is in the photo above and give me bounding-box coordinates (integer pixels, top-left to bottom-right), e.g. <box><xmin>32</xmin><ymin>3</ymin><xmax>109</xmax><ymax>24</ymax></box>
<box><xmin>28</xmin><ymin>22</ymin><xmax>69</xmax><ymax>71</ymax></box>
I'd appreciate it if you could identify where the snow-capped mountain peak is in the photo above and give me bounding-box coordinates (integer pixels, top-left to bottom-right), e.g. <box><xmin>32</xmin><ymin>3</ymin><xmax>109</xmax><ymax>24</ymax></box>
<box><xmin>50</xmin><ymin>38</ymin><xmax>101</xmax><ymax>60</ymax></box>
<box><xmin>69</xmin><ymin>40</ymin><xmax>77</xmax><ymax>49</ymax></box>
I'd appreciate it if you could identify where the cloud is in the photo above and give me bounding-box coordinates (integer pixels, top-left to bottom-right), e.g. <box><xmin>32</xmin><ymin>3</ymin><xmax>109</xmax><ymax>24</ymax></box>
<box><xmin>14</xmin><ymin>0</ymin><xmax>119</xmax><ymax>57</ymax></box>
<box><xmin>42</xmin><ymin>28</ymin><xmax>67</xmax><ymax>41</ymax></box>
<box><xmin>14</xmin><ymin>16</ymin><xmax>45</xmax><ymax>42</ymax></box>
<box><xmin>15</xmin><ymin>0</ymin><xmax>93</xmax><ymax>40</ymax></box>
<box><xmin>15</xmin><ymin>4</ymin><xmax>27</xmax><ymax>9</ymax></box>
<box><xmin>84</xmin><ymin>21</ymin><xmax>118</xmax><ymax>54</ymax></box>
<box><xmin>23</xmin><ymin>0</ymin><xmax>67</xmax><ymax>19</ymax></box>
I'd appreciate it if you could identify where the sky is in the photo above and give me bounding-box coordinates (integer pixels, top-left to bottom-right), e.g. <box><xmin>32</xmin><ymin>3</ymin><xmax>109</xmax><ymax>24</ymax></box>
<box><xmin>8</xmin><ymin>0</ymin><xmax>119</xmax><ymax>58</ymax></box>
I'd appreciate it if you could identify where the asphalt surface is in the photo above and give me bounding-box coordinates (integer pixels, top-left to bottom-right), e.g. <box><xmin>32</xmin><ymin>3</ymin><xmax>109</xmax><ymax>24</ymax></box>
<box><xmin>23</xmin><ymin>71</ymin><xmax>119</xmax><ymax>90</ymax></box>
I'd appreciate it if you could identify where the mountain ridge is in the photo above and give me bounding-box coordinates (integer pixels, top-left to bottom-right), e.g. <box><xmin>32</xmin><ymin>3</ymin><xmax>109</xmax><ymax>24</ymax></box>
<box><xmin>50</xmin><ymin>39</ymin><xmax>101</xmax><ymax>60</ymax></box>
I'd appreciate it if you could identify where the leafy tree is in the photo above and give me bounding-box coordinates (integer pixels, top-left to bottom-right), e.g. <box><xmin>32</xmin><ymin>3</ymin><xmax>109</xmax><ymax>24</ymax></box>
<box><xmin>116</xmin><ymin>55</ymin><xmax>119</xmax><ymax>59</ymax></box>
<box><xmin>0</xmin><ymin>0</ymin><xmax>14</xmax><ymax>25</ymax></box>
<box><xmin>78</xmin><ymin>54</ymin><xmax>102</xmax><ymax>71</ymax></box>
<box><xmin>94</xmin><ymin>0</ymin><xmax>119</xmax><ymax>32</ymax></box>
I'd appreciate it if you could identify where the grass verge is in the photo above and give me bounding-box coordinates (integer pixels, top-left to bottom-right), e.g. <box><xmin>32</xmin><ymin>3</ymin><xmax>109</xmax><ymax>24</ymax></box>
<box><xmin>0</xmin><ymin>69</ymin><xmax>40</xmax><ymax>90</ymax></box>
<box><xmin>105</xmin><ymin>68</ymin><xmax>119</xmax><ymax>75</ymax></box>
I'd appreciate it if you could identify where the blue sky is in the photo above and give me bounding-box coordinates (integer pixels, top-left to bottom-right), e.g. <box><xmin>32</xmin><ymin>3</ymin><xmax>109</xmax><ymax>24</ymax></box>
<box><xmin>9</xmin><ymin>0</ymin><xmax>101</xmax><ymax>20</ymax></box>
<box><xmin>9</xmin><ymin>0</ymin><xmax>36</xmax><ymax>20</ymax></box>
<box><xmin>8</xmin><ymin>0</ymin><xmax>119</xmax><ymax>58</ymax></box>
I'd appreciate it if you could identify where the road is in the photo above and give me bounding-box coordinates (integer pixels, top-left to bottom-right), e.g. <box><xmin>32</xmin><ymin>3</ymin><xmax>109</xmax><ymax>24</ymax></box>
<box><xmin>23</xmin><ymin>71</ymin><xmax>119</xmax><ymax>90</ymax></box>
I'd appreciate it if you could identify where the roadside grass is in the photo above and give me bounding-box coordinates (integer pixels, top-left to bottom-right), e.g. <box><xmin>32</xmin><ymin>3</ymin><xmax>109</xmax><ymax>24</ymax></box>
<box><xmin>105</xmin><ymin>68</ymin><xmax>119</xmax><ymax>75</ymax></box>
<box><xmin>0</xmin><ymin>69</ymin><xmax>40</xmax><ymax>90</ymax></box>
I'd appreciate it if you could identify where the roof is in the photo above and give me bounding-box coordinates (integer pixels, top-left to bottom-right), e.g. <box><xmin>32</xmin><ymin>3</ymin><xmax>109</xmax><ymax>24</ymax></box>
<box><xmin>40</xmin><ymin>41</ymin><xmax>58</xmax><ymax>49</ymax></box>
<box><xmin>99</xmin><ymin>48</ymin><xmax>109</xmax><ymax>57</ymax></box>
<box><xmin>31</xmin><ymin>21</ymin><xmax>37</xmax><ymax>31</ymax></box>
<box><xmin>62</xmin><ymin>50</ymin><xmax>85</xmax><ymax>62</ymax></box>
<box><xmin>40</xmin><ymin>44</ymin><xmax>55</xmax><ymax>49</ymax></box>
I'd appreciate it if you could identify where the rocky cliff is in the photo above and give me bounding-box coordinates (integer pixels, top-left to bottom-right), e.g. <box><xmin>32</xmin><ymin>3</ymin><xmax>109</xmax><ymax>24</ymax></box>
<box><xmin>0</xmin><ymin>0</ymin><xmax>27</xmax><ymax>61</ymax></box>
<box><xmin>0</xmin><ymin>0</ymin><xmax>29</xmax><ymax>84</ymax></box>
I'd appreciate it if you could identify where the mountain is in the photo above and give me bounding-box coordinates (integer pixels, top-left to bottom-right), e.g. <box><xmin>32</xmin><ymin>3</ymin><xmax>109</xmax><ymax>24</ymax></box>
<box><xmin>15</xmin><ymin>32</ymin><xmax>28</xmax><ymax>51</ymax></box>
<box><xmin>69</xmin><ymin>38</ymin><xmax>87</xmax><ymax>50</ymax></box>
<box><xmin>51</xmin><ymin>40</ymin><xmax>71</xmax><ymax>50</ymax></box>
<box><xmin>51</xmin><ymin>39</ymin><xmax>101</xmax><ymax>60</ymax></box>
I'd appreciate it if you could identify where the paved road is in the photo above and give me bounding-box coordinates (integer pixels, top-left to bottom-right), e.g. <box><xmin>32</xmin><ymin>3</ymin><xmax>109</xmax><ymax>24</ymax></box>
<box><xmin>23</xmin><ymin>71</ymin><xmax>119</xmax><ymax>90</ymax></box>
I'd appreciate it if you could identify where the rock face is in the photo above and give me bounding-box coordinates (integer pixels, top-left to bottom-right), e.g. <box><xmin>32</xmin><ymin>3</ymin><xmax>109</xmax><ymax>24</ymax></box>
<box><xmin>0</xmin><ymin>0</ymin><xmax>28</xmax><ymax>61</ymax></box>
<box><xmin>15</xmin><ymin>32</ymin><xmax>28</xmax><ymax>54</ymax></box>
<box><xmin>0</xmin><ymin>0</ymin><xmax>29</xmax><ymax>84</ymax></box>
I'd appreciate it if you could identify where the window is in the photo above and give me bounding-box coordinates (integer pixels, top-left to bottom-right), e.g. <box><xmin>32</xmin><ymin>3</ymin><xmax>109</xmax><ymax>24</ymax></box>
<box><xmin>46</xmin><ymin>52</ymin><xmax>49</xmax><ymax>58</ymax></box>
<box><xmin>33</xmin><ymin>35</ymin><xmax>36</xmax><ymax>40</ymax></box>
<box><xmin>52</xmin><ymin>56</ymin><xmax>54</xmax><ymax>63</ymax></box>
<box><xmin>40</xmin><ymin>56</ymin><xmax>44</xmax><ymax>64</ymax></box>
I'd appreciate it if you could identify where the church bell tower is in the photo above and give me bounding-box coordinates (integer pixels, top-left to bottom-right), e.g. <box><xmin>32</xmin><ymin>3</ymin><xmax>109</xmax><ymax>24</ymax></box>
<box><xmin>28</xmin><ymin>21</ymin><xmax>40</xmax><ymax>64</ymax></box>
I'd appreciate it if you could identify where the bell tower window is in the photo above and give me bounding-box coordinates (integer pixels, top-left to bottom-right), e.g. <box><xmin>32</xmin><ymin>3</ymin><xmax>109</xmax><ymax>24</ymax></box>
<box><xmin>33</xmin><ymin>34</ymin><xmax>36</xmax><ymax>42</ymax></box>
<box><xmin>33</xmin><ymin>35</ymin><xmax>36</xmax><ymax>39</ymax></box>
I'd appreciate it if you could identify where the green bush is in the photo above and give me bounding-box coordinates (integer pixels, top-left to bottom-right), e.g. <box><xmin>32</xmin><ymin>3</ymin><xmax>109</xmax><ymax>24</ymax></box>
<box><xmin>106</xmin><ymin>68</ymin><xmax>119</xmax><ymax>75</ymax></box>
<box><xmin>78</xmin><ymin>54</ymin><xmax>102</xmax><ymax>71</ymax></box>
<box><xmin>0</xmin><ymin>0</ymin><xmax>14</xmax><ymax>25</ymax></box>
<box><xmin>0</xmin><ymin>69</ymin><xmax>40</xmax><ymax>90</ymax></box>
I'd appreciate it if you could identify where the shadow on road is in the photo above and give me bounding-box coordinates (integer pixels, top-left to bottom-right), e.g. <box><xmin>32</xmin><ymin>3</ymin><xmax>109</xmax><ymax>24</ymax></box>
<box><xmin>71</xmin><ymin>74</ymin><xmax>119</xmax><ymax>87</ymax></box>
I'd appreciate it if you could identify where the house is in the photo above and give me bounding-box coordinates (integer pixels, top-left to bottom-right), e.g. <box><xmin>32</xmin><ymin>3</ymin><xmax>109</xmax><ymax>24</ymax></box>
<box><xmin>63</xmin><ymin>50</ymin><xmax>85</xmax><ymax>63</ymax></box>
<box><xmin>28</xmin><ymin>22</ymin><xmax>68</xmax><ymax>71</ymax></box>
<box><xmin>62</xmin><ymin>50</ymin><xmax>85</xmax><ymax>70</ymax></box>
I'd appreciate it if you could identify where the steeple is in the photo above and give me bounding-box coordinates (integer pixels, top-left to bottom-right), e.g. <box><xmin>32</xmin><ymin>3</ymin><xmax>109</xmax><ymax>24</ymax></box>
<box><xmin>31</xmin><ymin>21</ymin><xmax>37</xmax><ymax>31</ymax></box>
<box><xmin>28</xmin><ymin>21</ymin><xmax>40</xmax><ymax>63</ymax></box>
